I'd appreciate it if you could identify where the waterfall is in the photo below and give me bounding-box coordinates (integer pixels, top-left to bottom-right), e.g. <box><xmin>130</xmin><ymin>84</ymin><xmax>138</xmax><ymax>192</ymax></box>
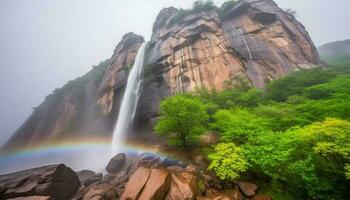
<box><xmin>111</xmin><ymin>43</ymin><xmax>146</xmax><ymax>152</ymax></box>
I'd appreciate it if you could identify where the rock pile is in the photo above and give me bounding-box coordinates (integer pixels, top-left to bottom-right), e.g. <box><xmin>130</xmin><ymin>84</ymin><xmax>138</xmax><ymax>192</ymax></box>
<box><xmin>0</xmin><ymin>153</ymin><xmax>271</xmax><ymax>200</ymax></box>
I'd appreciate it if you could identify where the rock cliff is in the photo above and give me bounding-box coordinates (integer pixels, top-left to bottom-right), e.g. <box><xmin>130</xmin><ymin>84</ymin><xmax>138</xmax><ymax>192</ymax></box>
<box><xmin>135</xmin><ymin>0</ymin><xmax>322</xmax><ymax>128</ymax></box>
<box><xmin>3</xmin><ymin>0</ymin><xmax>321</xmax><ymax>149</ymax></box>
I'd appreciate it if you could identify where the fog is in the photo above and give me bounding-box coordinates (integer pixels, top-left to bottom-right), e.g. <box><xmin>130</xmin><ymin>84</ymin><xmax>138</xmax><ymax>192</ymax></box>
<box><xmin>0</xmin><ymin>0</ymin><xmax>349</xmax><ymax>146</ymax></box>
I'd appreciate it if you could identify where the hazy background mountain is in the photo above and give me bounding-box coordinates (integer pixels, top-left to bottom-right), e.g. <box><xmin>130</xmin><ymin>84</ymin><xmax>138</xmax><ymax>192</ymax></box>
<box><xmin>318</xmin><ymin>39</ymin><xmax>350</xmax><ymax>72</ymax></box>
<box><xmin>0</xmin><ymin>0</ymin><xmax>350</xmax><ymax>146</ymax></box>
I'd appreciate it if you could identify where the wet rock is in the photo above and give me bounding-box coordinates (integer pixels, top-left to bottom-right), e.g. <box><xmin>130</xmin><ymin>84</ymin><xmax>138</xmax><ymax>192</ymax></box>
<box><xmin>0</xmin><ymin>164</ymin><xmax>80</xmax><ymax>200</ymax></box>
<box><xmin>199</xmin><ymin>188</ymin><xmax>242</xmax><ymax>200</ymax></box>
<box><xmin>222</xmin><ymin>188</ymin><xmax>243</xmax><ymax>200</ymax></box>
<box><xmin>120</xmin><ymin>167</ymin><xmax>152</xmax><ymax>200</ymax></box>
<box><xmin>82</xmin><ymin>183</ymin><xmax>118</xmax><ymax>200</ymax></box>
<box><xmin>8</xmin><ymin>197</ymin><xmax>53</xmax><ymax>200</ymax></box>
<box><xmin>250</xmin><ymin>194</ymin><xmax>272</xmax><ymax>200</ymax></box>
<box><xmin>106</xmin><ymin>153</ymin><xmax>126</xmax><ymax>173</ymax></box>
<box><xmin>237</xmin><ymin>181</ymin><xmax>258</xmax><ymax>197</ymax></box>
<box><xmin>138</xmin><ymin>168</ymin><xmax>171</xmax><ymax>200</ymax></box>
<box><xmin>77</xmin><ymin>170</ymin><xmax>102</xmax><ymax>187</ymax></box>
<box><xmin>197</xmin><ymin>193</ymin><xmax>231</xmax><ymax>200</ymax></box>
<box><xmin>165</xmin><ymin>172</ymin><xmax>198</xmax><ymax>200</ymax></box>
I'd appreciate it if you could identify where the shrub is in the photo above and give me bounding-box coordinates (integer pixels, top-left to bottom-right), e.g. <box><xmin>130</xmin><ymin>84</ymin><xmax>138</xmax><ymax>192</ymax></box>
<box><xmin>208</xmin><ymin>143</ymin><xmax>248</xmax><ymax>180</ymax></box>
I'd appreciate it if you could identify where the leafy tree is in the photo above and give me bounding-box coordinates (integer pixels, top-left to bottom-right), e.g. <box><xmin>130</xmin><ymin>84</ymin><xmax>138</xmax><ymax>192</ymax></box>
<box><xmin>208</xmin><ymin>143</ymin><xmax>248</xmax><ymax>180</ymax></box>
<box><xmin>155</xmin><ymin>95</ymin><xmax>209</xmax><ymax>148</ymax></box>
<box><xmin>210</xmin><ymin>108</ymin><xmax>268</xmax><ymax>144</ymax></box>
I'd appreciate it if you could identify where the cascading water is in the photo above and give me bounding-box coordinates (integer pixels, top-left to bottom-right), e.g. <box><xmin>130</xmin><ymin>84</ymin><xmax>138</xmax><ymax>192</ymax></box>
<box><xmin>111</xmin><ymin>42</ymin><xmax>146</xmax><ymax>152</ymax></box>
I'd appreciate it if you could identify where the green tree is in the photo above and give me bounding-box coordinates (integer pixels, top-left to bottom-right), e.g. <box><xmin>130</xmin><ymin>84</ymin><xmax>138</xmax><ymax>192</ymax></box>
<box><xmin>210</xmin><ymin>108</ymin><xmax>268</xmax><ymax>144</ymax></box>
<box><xmin>208</xmin><ymin>143</ymin><xmax>248</xmax><ymax>180</ymax></box>
<box><xmin>155</xmin><ymin>95</ymin><xmax>209</xmax><ymax>148</ymax></box>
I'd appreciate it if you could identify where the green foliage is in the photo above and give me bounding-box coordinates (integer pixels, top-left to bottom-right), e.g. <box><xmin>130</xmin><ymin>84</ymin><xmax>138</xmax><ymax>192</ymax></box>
<box><xmin>243</xmin><ymin>118</ymin><xmax>350</xmax><ymax>199</ymax></box>
<box><xmin>156</xmin><ymin>57</ymin><xmax>350</xmax><ymax>199</ymax></box>
<box><xmin>304</xmin><ymin>75</ymin><xmax>350</xmax><ymax>99</ymax></box>
<box><xmin>322</xmin><ymin>53</ymin><xmax>350</xmax><ymax>74</ymax></box>
<box><xmin>155</xmin><ymin>95</ymin><xmax>209</xmax><ymax>147</ymax></box>
<box><xmin>210</xmin><ymin>109</ymin><xmax>268</xmax><ymax>144</ymax></box>
<box><xmin>267</xmin><ymin>68</ymin><xmax>336</xmax><ymax>102</ymax></box>
<box><xmin>169</xmin><ymin>0</ymin><xmax>217</xmax><ymax>26</ymax></box>
<box><xmin>166</xmin><ymin>0</ymin><xmax>239</xmax><ymax>27</ymax></box>
<box><xmin>208</xmin><ymin>143</ymin><xmax>248</xmax><ymax>180</ymax></box>
<box><xmin>253</xmin><ymin>103</ymin><xmax>308</xmax><ymax>131</ymax></box>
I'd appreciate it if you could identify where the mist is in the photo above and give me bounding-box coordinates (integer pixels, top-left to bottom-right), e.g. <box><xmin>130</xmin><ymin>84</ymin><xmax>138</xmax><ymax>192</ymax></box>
<box><xmin>0</xmin><ymin>0</ymin><xmax>349</xmax><ymax>146</ymax></box>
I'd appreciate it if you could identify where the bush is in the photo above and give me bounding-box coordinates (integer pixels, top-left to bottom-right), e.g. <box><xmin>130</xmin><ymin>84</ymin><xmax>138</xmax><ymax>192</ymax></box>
<box><xmin>243</xmin><ymin>118</ymin><xmax>350</xmax><ymax>199</ymax></box>
<box><xmin>210</xmin><ymin>108</ymin><xmax>268</xmax><ymax>144</ymax></box>
<box><xmin>208</xmin><ymin>143</ymin><xmax>248</xmax><ymax>180</ymax></box>
<box><xmin>155</xmin><ymin>95</ymin><xmax>209</xmax><ymax>147</ymax></box>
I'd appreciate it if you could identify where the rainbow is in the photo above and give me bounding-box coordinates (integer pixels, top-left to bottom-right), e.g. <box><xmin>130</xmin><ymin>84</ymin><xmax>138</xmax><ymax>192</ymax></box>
<box><xmin>0</xmin><ymin>136</ymin><xmax>179</xmax><ymax>175</ymax></box>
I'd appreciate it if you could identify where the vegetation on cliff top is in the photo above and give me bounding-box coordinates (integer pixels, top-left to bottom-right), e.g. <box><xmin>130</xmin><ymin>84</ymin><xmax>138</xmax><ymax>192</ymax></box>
<box><xmin>155</xmin><ymin>63</ymin><xmax>350</xmax><ymax>199</ymax></box>
<box><xmin>153</xmin><ymin>0</ymin><xmax>237</xmax><ymax>32</ymax></box>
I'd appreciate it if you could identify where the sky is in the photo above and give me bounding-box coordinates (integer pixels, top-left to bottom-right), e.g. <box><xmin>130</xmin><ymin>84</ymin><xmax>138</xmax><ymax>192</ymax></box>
<box><xmin>0</xmin><ymin>0</ymin><xmax>349</xmax><ymax>146</ymax></box>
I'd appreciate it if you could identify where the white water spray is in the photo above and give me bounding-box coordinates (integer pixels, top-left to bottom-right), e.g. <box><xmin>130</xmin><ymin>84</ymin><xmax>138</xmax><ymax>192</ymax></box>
<box><xmin>111</xmin><ymin>43</ymin><xmax>146</xmax><ymax>152</ymax></box>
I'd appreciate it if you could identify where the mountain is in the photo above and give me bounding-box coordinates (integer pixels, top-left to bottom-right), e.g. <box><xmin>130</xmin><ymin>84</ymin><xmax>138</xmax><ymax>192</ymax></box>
<box><xmin>318</xmin><ymin>39</ymin><xmax>350</xmax><ymax>58</ymax></box>
<box><xmin>318</xmin><ymin>39</ymin><xmax>350</xmax><ymax>73</ymax></box>
<box><xmin>2</xmin><ymin>0</ymin><xmax>322</xmax><ymax>150</ymax></box>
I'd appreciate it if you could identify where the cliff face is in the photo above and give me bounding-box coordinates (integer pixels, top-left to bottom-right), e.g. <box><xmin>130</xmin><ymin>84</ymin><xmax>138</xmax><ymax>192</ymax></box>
<box><xmin>135</xmin><ymin>0</ymin><xmax>322</xmax><ymax>127</ymax></box>
<box><xmin>3</xmin><ymin>0</ymin><xmax>321</xmax><ymax>149</ymax></box>
<box><xmin>4</xmin><ymin>33</ymin><xmax>144</xmax><ymax>149</ymax></box>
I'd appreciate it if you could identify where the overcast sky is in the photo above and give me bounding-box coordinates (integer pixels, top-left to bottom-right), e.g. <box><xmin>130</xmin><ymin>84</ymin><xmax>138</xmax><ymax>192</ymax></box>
<box><xmin>0</xmin><ymin>0</ymin><xmax>349</xmax><ymax>146</ymax></box>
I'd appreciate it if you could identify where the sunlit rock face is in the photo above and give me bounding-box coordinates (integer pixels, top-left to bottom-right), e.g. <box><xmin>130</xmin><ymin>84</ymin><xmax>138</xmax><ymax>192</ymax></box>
<box><xmin>98</xmin><ymin>33</ymin><xmax>145</xmax><ymax>116</ymax></box>
<box><xmin>3</xmin><ymin>33</ymin><xmax>144</xmax><ymax>150</ymax></box>
<box><xmin>135</xmin><ymin>0</ymin><xmax>322</xmax><ymax>127</ymax></box>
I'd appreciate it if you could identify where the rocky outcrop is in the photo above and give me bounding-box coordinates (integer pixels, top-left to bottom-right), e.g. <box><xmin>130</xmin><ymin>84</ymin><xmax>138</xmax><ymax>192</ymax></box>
<box><xmin>0</xmin><ymin>164</ymin><xmax>80</xmax><ymax>200</ymax></box>
<box><xmin>106</xmin><ymin>153</ymin><xmax>127</xmax><ymax>173</ymax></box>
<box><xmin>0</xmin><ymin>153</ymin><xmax>273</xmax><ymax>200</ymax></box>
<box><xmin>135</xmin><ymin>0</ymin><xmax>322</xmax><ymax>128</ymax></box>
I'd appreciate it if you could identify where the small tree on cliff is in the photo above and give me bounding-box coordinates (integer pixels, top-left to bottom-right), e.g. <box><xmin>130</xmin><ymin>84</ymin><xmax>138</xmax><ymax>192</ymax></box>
<box><xmin>155</xmin><ymin>95</ymin><xmax>209</xmax><ymax>148</ymax></box>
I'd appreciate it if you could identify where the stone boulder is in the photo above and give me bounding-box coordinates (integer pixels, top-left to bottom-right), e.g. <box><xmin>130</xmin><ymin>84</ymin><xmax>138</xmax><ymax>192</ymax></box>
<box><xmin>165</xmin><ymin>172</ymin><xmax>198</xmax><ymax>200</ymax></box>
<box><xmin>82</xmin><ymin>183</ymin><xmax>118</xmax><ymax>200</ymax></box>
<box><xmin>76</xmin><ymin>170</ymin><xmax>102</xmax><ymax>187</ymax></box>
<box><xmin>0</xmin><ymin>164</ymin><xmax>80</xmax><ymax>200</ymax></box>
<box><xmin>138</xmin><ymin>168</ymin><xmax>171</xmax><ymax>200</ymax></box>
<box><xmin>106</xmin><ymin>153</ymin><xmax>126</xmax><ymax>173</ymax></box>
<box><xmin>121</xmin><ymin>167</ymin><xmax>171</xmax><ymax>200</ymax></box>
<box><xmin>120</xmin><ymin>167</ymin><xmax>152</xmax><ymax>200</ymax></box>
<box><xmin>237</xmin><ymin>182</ymin><xmax>258</xmax><ymax>197</ymax></box>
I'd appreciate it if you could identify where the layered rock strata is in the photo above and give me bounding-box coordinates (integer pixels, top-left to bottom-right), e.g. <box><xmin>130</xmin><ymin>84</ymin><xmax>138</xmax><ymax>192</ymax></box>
<box><xmin>135</xmin><ymin>0</ymin><xmax>322</xmax><ymax>127</ymax></box>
